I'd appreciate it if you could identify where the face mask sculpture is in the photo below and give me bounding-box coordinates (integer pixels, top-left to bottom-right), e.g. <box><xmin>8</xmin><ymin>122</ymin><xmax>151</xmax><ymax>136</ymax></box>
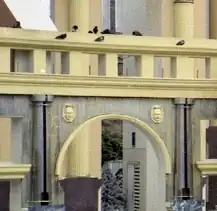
<box><xmin>151</xmin><ymin>105</ymin><xmax>164</xmax><ymax>124</ymax></box>
<box><xmin>63</xmin><ymin>104</ymin><xmax>75</xmax><ymax>123</ymax></box>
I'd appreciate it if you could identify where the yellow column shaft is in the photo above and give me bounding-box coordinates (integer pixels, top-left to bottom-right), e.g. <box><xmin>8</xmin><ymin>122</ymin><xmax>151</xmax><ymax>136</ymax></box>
<box><xmin>174</xmin><ymin>1</ymin><xmax>194</xmax><ymax>37</ymax></box>
<box><xmin>174</xmin><ymin>0</ymin><xmax>194</xmax><ymax>78</ymax></box>
<box><xmin>68</xmin><ymin>0</ymin><xmax>90</xmax><ymax>33</ymax></box>
<box><xmin>209</xmin><ymin>0</ymin><xmax>217</xmax><ymax>39</ymax></box>
<box><xmin>68</xmin><ymin>0</ymin><xmax>102</xmax><ymax>178</ymax></box>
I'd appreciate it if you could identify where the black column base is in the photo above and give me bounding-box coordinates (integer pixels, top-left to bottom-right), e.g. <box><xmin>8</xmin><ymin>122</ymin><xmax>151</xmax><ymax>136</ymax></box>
<box><xmin>178</xmin><ymin>188</ymin><xmax>190</xmax><ymax>200</ymax></box>
<box><xmin>59</xmin><ymin>177</ymin><xmax>101</xmax><ymax>211</ymax></box>
<box><xmin>41</xmin><ymin>191</ymin><xmax>49</xmax><ymax>205</ymax></box>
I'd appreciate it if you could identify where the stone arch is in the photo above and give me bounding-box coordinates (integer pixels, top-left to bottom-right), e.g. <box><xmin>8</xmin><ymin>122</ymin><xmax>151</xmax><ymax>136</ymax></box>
<box><xmin>55</xmin><ymin>114</ymin><xmax>172</xmax><ymax>177</ymax></box>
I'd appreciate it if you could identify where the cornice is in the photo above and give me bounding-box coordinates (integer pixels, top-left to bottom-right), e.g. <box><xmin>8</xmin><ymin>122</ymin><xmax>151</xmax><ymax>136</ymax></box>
<box><xmin>1</xmin><ymin>73</ymin><xmax>217</xmax><ymax>98</ymax></box>
<box><xmin>196</xmin><ymin>160</ymin><xmax>217</xmax><ymax>175</ymax></box>
<box><xmin>0</xmin><ymin>163</ymin><xmax>31</xmax><ymax>179</ymax></box>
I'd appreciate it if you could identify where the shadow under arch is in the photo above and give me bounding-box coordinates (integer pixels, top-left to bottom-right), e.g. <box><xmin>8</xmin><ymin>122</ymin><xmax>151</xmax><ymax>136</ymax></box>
<box><xmin>55</xmin><ymin>114</ymin><xmax>172</xmax><ymax>178</ymax></box>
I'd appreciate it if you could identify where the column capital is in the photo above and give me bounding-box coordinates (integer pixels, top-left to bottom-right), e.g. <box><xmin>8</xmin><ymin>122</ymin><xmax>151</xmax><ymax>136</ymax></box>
<box><xmin>31</xmin><ymin>95</ymin><xmax>53</xmax><ymax>103</ymax></box>
<box><xmin>173</xmin><ymin>98</ymin><xmax>194</xmax><ymax>105</ymax></box>
<box><xmin>174</xmin><ymin>0</ymin><xmax>194</xmax><ymax>3</ymax></box>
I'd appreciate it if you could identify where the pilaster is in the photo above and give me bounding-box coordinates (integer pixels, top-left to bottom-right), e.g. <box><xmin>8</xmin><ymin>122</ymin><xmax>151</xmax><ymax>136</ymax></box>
<box><xmin>31</xmin><ymin>95</ymin><xmax>53</xmax><ymax>204</ymax></box>
<box><xmin>173</xmin><ymin>99</ymin><xmax>194</xmax><ymax>197</ymax></box>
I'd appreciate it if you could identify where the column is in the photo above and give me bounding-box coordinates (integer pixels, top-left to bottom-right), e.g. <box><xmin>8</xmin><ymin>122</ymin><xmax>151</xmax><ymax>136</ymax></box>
<box><xmin>68</xmin><ymin>0</ymin><xmax>90</xmax><ymax>33</ymax></box>
<box><xmin>209</xmin><ymin>0</ymin><xmax>217</xmax><ymax>39</ymax></box>
<box><xmin>31</xmin><ymin>95</ymin><xmax>53</xmax><ymax>204</ymax></box>
<box><xmin>89</xmin><ymin>0</ymin><xmax>102</xmax><ymax>76</ymax></box>
<box><xmin>174</xmin><ymin>0</ymin><xmax>194</xmax><ymax>38</ymax></box>
<box><xmin>194</xmin><ymin>0</ymin><xmax>207</xmax><ymax>78</ymax></box>
<box><xmin>161</xmin><ymin>0</ymin><xmax>173</xmax><ymax>77</ymax></box>
<box><xmin>173</xmin><ymin>99</ymin><xmax>194</xmax><ymax>197</ymax></box>
<box><xmin>67</xmin><ymin>0</ymin><xmax>101</xmax><ymax>177</ymax></box>
<box><xmin>173</xmin><ymin>1</ymin><xmax>194</xmax><ymax>198</ymax></box>
<box><xmin>51</xmin><ymin>0</ymin><xmax>69</xmax><ymax>74</ymax></box>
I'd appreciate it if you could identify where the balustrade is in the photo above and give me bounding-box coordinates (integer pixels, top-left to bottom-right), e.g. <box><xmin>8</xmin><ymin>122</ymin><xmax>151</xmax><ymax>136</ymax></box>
<box><xmin>0</xmin><ymin>27</ymin><xmax>217</xmax><ymax>97</ymax></box>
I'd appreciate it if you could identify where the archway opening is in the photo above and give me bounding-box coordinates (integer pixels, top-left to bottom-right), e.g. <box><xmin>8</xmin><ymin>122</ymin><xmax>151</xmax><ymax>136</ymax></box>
<box><xmin>56</xmin><ymin>114</ymin><xmax>171</xmax><ymax>211</ymax></box>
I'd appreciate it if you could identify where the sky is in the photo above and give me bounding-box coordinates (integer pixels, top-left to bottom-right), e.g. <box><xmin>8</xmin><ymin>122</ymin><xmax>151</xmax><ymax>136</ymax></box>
<box><xmin>40</xmin><ymin>0</ymin><xmax>50</xmax><ymax>16</ymax></box>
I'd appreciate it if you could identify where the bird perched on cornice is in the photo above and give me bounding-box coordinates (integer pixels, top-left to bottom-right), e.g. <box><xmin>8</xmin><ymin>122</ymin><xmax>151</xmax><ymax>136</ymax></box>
<box><xmin>93</xmin><ymin>26</ymin><xmax>98</xmax><ymax>34</ymax></box>
<box><xmin>12</xmin><ymin>21</ymin><xmax>21</xmax><ymax>28</ymax></box>
<box><xmin>72</xmin><ymin>25</ymin><xmax>78</xmax><ymax>32</ymax></box>
<box><xmin>132</xmin><ymin>30</ymin><xmax>143</xmax><ymax>36</ymax></box>
<box><xmin>101</xmin><ymin>29</ymin><xmax>111</xmax><ymax>34</ymax></box>
<box><xmin>55</xmin><ymin>33</ymin><xmax>67</xmax><ymax>40</ymax></box>
<box><xmin>88</xmin><ymin>30</ymin><xmax>93</xmax><ymax>33</ymax></box>
<box><xmin>94</xmin><ymin>36</ymin><xmax>104</xmax><ymax>42</ymax></box>
<box><xmin>176</xmin><ymin>40</ymin><xmax>185</xmax><ymax>46</ymax></box>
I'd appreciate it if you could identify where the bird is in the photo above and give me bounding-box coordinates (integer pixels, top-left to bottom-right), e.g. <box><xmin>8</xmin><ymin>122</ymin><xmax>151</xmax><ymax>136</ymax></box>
<box><xmin>93</xmin><ymin>26</ymin><xmax>98</xmax><ymax>34</ymax></box>
<box><xmin>94</xmin><ymin>36</ymin><xmax>104</xmax><ymax>42</ymax></box>
<box><xmin>88</xmin><ymin>30</ymin><xmax>93</xmax><ymax>33</ymax></box>
<box><xmin>176</xmin><ymin>40</ymin><xmax>185</xmax><ymax>46</ymax></box>
<box><xmin>72</xmin><ymin>25</ymin><xmax>78</xmax><ymax>32</ymax></box>
<box><xmin>55</xmin><ymin>33</ymin><xmax>67</xmax><ymax>40</ymax></box>
<box><xmin>12</xmin><ymin>21</ymin><xmax>21</xmax><ymax>28</ymax></box>
<box><xmin>132</xmin><ymin>30</ymin><xmax>143</xmax><ymax>36</ymax></box>
<box><xmin>101</xmin><ymin>29</ymin><xmax>111</xmax><ymax>34</ymax></box>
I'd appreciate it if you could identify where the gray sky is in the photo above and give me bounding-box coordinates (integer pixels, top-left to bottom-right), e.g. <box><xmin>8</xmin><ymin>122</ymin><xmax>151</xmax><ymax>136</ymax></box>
<box><xmin>40</xmin><ymin>0</ymin><xmax>50</xmax><ymax>15</ymax></box>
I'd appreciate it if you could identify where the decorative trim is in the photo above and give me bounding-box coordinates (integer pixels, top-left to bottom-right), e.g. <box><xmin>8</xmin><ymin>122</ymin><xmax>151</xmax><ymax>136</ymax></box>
<box><xmin>0</xmin><ymin>73</ymin><xmax>217</xmax><ymax>98</ymax></box>
<box><xmin>55</xmin><ymin>113</ymin><xmax>172</xmax><ymax>179</ymax></box>
<box><xmin>174</xmin><ymin>0</ymin><xmax>194</xmax><ymax>3</ymax></box>
<box><xmin>196</xmin><ymin>160</ymin><xmax>217</xmax><ymax>175</ymax></box>
<box><xmin>0</xmin><ymin>163</ymin><xmax>31</xmax><ymax>179</ymax></box>
<box><xmin>0</xmin><ymin>28</ymin><xmax>216</xmax><ymax>57</ymax></box>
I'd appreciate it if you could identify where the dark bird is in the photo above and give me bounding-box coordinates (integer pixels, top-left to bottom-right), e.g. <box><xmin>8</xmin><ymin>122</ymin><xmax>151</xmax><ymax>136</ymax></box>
<box><xmin>94</xmin><ymin>36</ymin><xmax>104</xmax><ymax>42</ymax></box>
<box><xmin>101</xmin><ymin>29</ymin><xmax>111</xmax><ymax>34</ymax></box>
<box><xmin>132</xmin><ymin>30</ymin><xmax>143</xmax><ymax>36</ymax></box>
<box><xmin>93</xmin><ymin>26</ymin><xmax>98</xmax><ymax>34</ymax></box>
<box><xmin>55</xmin><ymin>33</ymin><xmax>67</xmax><ymax>40</ymax></box>
<box><xmin>176</xmin><ymin>40</ymin><xmax>185</xmax><ymax>46</ymax></box>
<box><xmin>12</xmin><ymin>21</ymin><xmax>21</xmax><ymax>28</ymax></box>
<box><xmin>88</xmin><ymin>30</ymin><xmax>93</xmax><ymax>33</ymax></box>
<box><xmin>72</xmin><ymin>25</ymin><xmax>78</xmax><ymax>32</ymax></box>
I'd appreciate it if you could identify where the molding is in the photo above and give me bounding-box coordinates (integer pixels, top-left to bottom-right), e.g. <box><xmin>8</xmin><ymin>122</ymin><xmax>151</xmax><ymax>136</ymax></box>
<box><xmin>0</xmin><ymin>28</ymin><xmax>216</xmax><ymax>57</ymax></box>
<box><xmin>0</xmin><ymin>73</ymin><xmax>217</xmax><ymax>98</ymax></box>
<box><xmin>196</xmin><ymin>160</ymin><xmax>217</xmax><ymax>175</ymax></box>
<box><xmin>0</xmin><ymin>163</ymin><xmax>31</xmax><ymax>179</ymax></box>
<box><xmin>55</xmin><ymin>113</ymin><xmax>172</xmax><ymax>179</ymax></box>
<box><xmin>174</xmin><ymin>0</ymin><xmax>193</xmax><ymax>3</ymax></box>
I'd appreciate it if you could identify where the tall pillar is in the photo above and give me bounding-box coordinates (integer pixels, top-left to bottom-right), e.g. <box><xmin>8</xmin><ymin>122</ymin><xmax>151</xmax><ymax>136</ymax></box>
<box><xmin>67</xmin><ymin>3</ymin><xmax>102</xmax><ymax>210</ymax></box>
<box><xmin>173</xmin><ymin>0</ymin><xmax>194</xmax><ymax>198</ymax></box>
<box><xmin>162</xmin><ymin>0</ymin><xmax>173</xmax><ymax>77</ymax></box>
<box><xmin>31</xmin><ymin>95</ymin><xmax>53</xmax><ymax>204</ymax></box>
<box><xmin>209</xmin><ymin>0</ymin><xmax>217</xmax><ymax>39</ymax></box>
<box><xmin>194</xmin><ymin>0</ymin><xmax>207</xmax><ymax>79</ymax></box>
<box><xmin>174</xmin><ymin>0</ymin><xmax>194</xmax><ymax>38</ymax></box>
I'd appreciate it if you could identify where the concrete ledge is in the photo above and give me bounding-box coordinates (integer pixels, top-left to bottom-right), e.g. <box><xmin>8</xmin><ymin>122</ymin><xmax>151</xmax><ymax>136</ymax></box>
<box><xmin>196</xmin><ymin>159</ymin><xmax>217</xmax><ymax>175</ymax></box>
<box><xmin>0</xmin><ymin>162</ymin><xmax>31</xmax><ymax>179</ymax></box>
<box><xmin>0</xmin><ymin>73</ymin><xmax>217</xmax><ymax>98</ymax></box>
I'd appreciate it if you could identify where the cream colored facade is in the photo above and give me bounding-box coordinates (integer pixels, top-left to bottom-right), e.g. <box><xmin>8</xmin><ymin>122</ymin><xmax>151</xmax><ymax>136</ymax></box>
<box><xmin>1</xmin><ymin>0</ymin><xmax>217</xmax><ymax>210</ymax></box>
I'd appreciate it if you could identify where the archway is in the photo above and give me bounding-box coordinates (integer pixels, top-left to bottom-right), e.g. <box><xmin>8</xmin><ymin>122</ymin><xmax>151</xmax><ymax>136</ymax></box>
<box><xmin>55</xmin><ymin>114</ymin><xmax>172</xmax><ymax>177</ymax></box>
